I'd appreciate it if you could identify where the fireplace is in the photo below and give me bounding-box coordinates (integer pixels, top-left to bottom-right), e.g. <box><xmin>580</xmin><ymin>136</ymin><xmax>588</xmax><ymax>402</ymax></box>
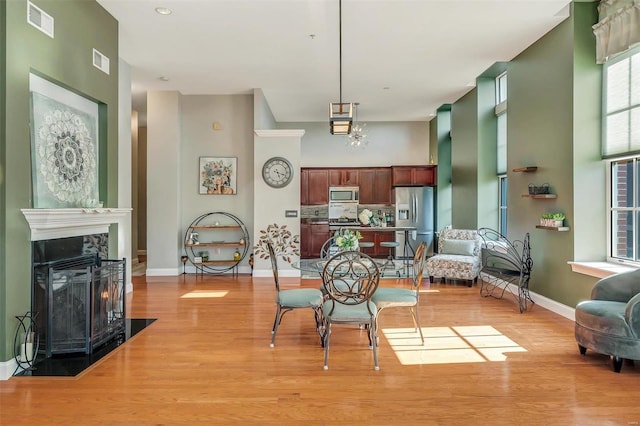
<box><xmin>32</xmin><ymin>236</ymin><xmax>126</xmax><ymax>357</ymax></box>
<box><xmin>21</xmin><ymin>208</ymin><xmax>133</xmax><ymax>360</ymax></box>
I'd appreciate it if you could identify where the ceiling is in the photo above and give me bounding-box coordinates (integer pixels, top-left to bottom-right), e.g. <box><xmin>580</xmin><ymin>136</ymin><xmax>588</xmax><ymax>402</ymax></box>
<box><xmin>96</xmin><ymin>0</ymin><xmax>574</xmax><ymax>124</ymax></box>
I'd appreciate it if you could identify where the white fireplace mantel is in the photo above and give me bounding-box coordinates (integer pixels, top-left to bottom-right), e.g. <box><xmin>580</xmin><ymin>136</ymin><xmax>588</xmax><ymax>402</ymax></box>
<box><xmin>21</xmin><ymin>208</ymin><xmax>133</xmax><ymax>241</ymax></box>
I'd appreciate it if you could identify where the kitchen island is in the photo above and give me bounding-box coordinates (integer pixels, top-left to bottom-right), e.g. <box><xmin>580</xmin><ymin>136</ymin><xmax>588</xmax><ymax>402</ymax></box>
<box><xmin>332</xmin><ymin>225</ymin><xmax>417</xmax><ymax>274</ymax></box>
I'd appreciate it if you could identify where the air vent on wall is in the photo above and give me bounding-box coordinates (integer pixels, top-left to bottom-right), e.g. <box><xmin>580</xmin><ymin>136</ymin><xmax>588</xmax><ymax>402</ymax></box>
<box><xmin>92</xmin><ymin>49</ymin><xmax>110</xmax><ymax>75</ymax></box>
<box><xmin>27</xmin><ymin>1</ymin><xmax>54</xmax><ymax>38</ymax></box>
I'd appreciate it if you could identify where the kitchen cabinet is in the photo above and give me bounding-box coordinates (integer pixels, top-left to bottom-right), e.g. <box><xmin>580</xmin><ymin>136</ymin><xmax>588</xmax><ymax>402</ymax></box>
<box><xmin>329</xmin><ymin>169</ymin><xmax>359</xmax><ymax>186</ymax></box>
<box><xmin>391</xmin><ymin>165</ymin><xmax>437</xmax><ymax>186</ymax></box>
<box><xmin>359</xmin><ymin>168</ymin><xmax>392</xmax><ymax>204</ymax></box>
<box><xmin>300</xmin><ymin>168</ymin><xmax>309</xmax><ymax>205</ymax></box>
<box><xmin>300</xmin><ymin>222</ymin><xmax>330</xmax><ymax>258</ymax></box>
<box><xmin>301</xmin><ymin>168</ymin><xmax>329</xmax><ymax>205</ymax></box>
<box><xmin>358</xmin><ymin>230</ymin><xmax>395</xmax><ymax>258</ymax></box>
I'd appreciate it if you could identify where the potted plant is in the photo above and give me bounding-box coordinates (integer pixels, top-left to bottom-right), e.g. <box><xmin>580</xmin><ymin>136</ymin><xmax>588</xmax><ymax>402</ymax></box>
<box><xmin>552</xmin><ymin>213</ymin><xmax>565</xmax><ymax>227</ymax></box>
<box><xmin>253</xmin><ymin>223</ymin><xmax>300</xmax><ymax>263</ymax></box>
<box><xmin>541</xmin><ymin>213</ymin><xmax>565</xmax><ymax>227</ymax></box>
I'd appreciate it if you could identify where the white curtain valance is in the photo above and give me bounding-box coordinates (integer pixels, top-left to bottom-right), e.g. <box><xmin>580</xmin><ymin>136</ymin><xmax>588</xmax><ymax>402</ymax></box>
<box><xmin>593</xmin><ymin>0</ymin><xmax>640</xmax><ymax>63</ymax></box>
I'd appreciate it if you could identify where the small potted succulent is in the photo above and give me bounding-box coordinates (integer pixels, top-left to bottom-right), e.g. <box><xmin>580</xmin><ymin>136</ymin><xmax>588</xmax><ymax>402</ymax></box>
<box><xmin>541</xmin><ymin>212</ymin><xmax>565</xmax><ymax>227</ymax></box>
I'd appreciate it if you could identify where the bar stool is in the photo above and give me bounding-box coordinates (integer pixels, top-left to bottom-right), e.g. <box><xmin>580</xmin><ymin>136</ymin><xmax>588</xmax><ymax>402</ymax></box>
<box><xmin>379</xmin><ymin>241</ymin><xmax>400</xmax><ymax>276</ymax></box>
<box><xmin>359</xmin><ymin>241</ymin><xmax>375</xmax><ymax>249</ymax></box>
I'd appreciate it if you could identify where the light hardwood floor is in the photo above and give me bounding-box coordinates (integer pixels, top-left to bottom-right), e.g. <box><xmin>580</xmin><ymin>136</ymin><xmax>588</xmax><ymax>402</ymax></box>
<box><xmin>3</xmin><ymin>274</ymin><xmax>640</xmax><ymax>425</ymax></box>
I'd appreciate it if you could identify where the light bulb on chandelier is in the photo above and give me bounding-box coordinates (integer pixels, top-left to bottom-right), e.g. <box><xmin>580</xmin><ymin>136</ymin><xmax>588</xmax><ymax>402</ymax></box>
<box><xmin>347</xmin><ymin>102</ymin><xmax>368</xmax><ymax>149</ymax></box>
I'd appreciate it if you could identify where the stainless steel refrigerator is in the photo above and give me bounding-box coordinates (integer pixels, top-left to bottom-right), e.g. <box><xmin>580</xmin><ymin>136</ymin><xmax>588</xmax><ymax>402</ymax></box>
<box><xmin>393</xmin><ymin>186</ymin><xmax>435</xmax><ymax>258</ymax></box>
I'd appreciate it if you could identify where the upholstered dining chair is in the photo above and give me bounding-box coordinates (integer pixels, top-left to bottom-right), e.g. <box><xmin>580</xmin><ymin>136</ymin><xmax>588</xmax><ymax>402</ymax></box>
<box><xmin>321</xmin><ymin>250</ymin><xmax>381</xmax><ymax>370</ymax></box>
<box><xmin>267</xmin><ymin>242</ymin><xmax>324</xmax><ymax>348</ymax></box>
<box><xmin>372</xmin><ymin>242</ymin><xmax>428</xmax><ymax>344</ymax></box>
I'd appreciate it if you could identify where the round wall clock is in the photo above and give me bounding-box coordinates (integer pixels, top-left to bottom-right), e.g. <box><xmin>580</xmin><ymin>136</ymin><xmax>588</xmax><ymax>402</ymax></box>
<box><xmin>262</xmin><ymin>156</ymin><xmax>293</xmax><ymax>188</ymax></box>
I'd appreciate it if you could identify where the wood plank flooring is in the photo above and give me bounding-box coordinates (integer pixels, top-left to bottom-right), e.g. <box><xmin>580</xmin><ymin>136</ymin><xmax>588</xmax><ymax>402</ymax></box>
<box><xmin>3</xmin><ymin>273</ymin><xmax>640</xmax><ymax>425</ymax></box>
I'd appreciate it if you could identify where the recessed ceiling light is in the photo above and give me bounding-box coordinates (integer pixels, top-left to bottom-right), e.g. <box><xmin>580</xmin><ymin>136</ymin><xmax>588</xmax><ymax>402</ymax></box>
<box><xmin>158</xmin><ymin>76</ymin><xmax>170</xmax><ymax>82</ymax></box>
<box><xmin>155</xmin><ymin>7</ymin><xmax>172</xmax><ymax>15</ymax></box>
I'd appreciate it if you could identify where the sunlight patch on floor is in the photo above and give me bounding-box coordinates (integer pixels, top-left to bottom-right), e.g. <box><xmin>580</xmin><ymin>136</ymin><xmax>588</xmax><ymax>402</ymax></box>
<box><xmin>381</xmin><ymin>325</ymin><xmax>527</xmax><ymax>365</ymax></box>
<box><xmin>180</xmin><ymin>290</ymin><xmax>229</xmax><ymax>298</ymax></box>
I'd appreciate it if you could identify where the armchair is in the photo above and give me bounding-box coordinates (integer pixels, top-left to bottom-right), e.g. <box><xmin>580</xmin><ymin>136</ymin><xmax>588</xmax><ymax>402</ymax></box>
<box><xmin>425</xmin><ymin>229</ymin><xmax>481</xmax><ymax>286</ymax></box>
<box><xmin>575</xmin><ymin>269</ymin><xmax>640</xmax><ymax>372</ymax></box>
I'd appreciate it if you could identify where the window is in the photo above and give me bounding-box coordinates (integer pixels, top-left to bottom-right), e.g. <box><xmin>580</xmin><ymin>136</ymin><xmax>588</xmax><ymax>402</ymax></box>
<box><xmin>609</xmin><ymin>157</ymin><xmax>640</xmax><ymax>263</ymax></box>
<box><xmin>605</xmin><ymin>47</ymin><xmax>640</xmax><ymax>263</ymax></box>
<box><xmin>603</xmin><ymin>46</ymin><xmax>640</xmax><ymax>157</ymax></box>
<box><xmin>499</xmin><ymin>175</ymin><xmax>508</xmax><ymax>236</ymax></box>
<box><xmin>496</xmin><ymin>72</ymin><xmax>507</xmax><ymax>235</ymax></box>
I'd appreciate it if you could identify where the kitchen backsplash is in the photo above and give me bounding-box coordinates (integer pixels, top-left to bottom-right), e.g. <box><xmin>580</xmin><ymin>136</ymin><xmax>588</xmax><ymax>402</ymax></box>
<box><xmin>300</xmin><ymin>204</ymin><xmax>394</xmax><ymax>221</ymax></box>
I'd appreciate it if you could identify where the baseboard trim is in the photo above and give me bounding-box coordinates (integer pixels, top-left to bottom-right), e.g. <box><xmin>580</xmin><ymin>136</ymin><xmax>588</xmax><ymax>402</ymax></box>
<box><xmin>479</xmin><ymin>273</ymin><xmax>574</xmax><ymax>321</ymax></box>
<box><xmin>253</xmin><ymin>268</ymin><xmax>301</xmax><ymax>278</ymax></box>
<box><xmin>146</xmin><ymin>268</ymin><xmax>180</xmax><ymax>276</ymax></box>
<box><xmin>0</xmin><ymin>358</ymin><xmax>17</xmax><ymax>381</ymax></box>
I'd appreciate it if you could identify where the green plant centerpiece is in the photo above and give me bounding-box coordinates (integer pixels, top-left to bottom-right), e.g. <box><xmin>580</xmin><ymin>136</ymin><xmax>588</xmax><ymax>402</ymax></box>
<box><xmin>335</xmin><ymin>229</ymin><xmax>362</xmax><ymax>250</ymax></box>
<box><xmin>253</xmin><ymin>223</ymin><xmax>300</xmax><ymax>263</ymax></box>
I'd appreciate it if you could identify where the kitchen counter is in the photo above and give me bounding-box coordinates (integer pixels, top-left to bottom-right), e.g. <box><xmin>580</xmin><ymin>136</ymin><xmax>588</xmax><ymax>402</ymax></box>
<box><xmin>330</xmin><ymin>225</ymin><xmax>415</xmax><ymax>231</ymax></box>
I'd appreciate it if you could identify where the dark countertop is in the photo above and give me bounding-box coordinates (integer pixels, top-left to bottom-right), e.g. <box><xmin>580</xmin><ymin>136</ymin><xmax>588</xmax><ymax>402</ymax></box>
<box><xmin>330</xmin><ymin>225</ymin><xmax>412</xmax><ymax>231</ymax></box>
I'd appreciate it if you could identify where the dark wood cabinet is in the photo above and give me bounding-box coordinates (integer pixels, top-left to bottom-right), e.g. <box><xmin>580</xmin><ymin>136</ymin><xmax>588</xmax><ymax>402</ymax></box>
<box><xmin>358</xmin><ymin>230</ymin><xmax>395</xmax><ymax>258</ymax></box>
<box><xmin>391</xmin><ymin>165</ymin><xmax>437</xmax><ymax>186</ymax></box>
<box><xmin>300</xmin><ymin>169</ymin><xmax>309</xmax><ymax>205</ymax></box>
<box><xmin>329</xmin><ymin>169</ymin><xmax>359</xmax><ymax>186</ymax></box>
<box><xmin>301</xmin><ymin>222</ymin><xmax>330</xmax><ymax>259</ymax></box>
<box><xmin>359</xmin><ymin>168</ymin><xmax>392</xmax><ymax>204</ymax></box>
<box><xmin>303</xmin><ymin>169</ymin><xmax>329</xmax><ymax>205</ymax></box>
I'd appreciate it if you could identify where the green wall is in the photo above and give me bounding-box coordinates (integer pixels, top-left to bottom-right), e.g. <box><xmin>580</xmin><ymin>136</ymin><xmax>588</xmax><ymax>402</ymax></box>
<box><xmin>1</xmin><ymin>0</ymin><xmax>118</xmax><ymax>362</ymax></box>
<box><xmin>446</xmin><ymin>2</ymin><xmax>601</xmax><ymax>307</ymax></box>
<box><xmin>451</xmin><ymin>89</ymin><xmax>479</xmax><ymax>229</ymax></box>
<box><xmin>435</xmin><ymin>107</ymin><xmax>452</xmax><ymax>230</ymax></box>
<box><xmin>0</xmin><ymin>0</ymin><xmax>7</xmax><ymax>365</ymax></box>
<box><xmin>507</xmin><ymin>2</ymin><xmax>600</xmax><ymax>305</ymax></box>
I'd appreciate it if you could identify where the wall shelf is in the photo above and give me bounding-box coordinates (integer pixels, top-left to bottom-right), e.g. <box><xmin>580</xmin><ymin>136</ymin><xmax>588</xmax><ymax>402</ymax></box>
<box><xmin>513</xmin><ymin>166</ymin><xmax>538</xmax><ymax>173</ymax></box>
<box><xmin>536</xmin><ymin>225</ymin><xmax>570</xmax><ymax>232</ymax></box>
<box><xmin>521</xmin><ymin>194</ymin><xmax>557</xmax><ymax>199</ymax></box>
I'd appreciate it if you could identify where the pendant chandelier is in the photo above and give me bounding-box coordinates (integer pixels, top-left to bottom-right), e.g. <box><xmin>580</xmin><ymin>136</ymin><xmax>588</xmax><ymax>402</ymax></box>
<box><xmin>347</xmin><ymin>102</ymin><xmax>368</xmax><ymax>149</ymax></box>
<box><xmin>329</xmin><ymin>0</ymin><xmax>353</xmax><ymax>135</ymax></box>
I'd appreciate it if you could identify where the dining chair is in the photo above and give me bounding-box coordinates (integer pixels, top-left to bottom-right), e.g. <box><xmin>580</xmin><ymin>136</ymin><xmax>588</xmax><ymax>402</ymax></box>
<box><xmin>267</xmin><ymin>242</ymin><xmax>324</xmax><ymax>348</ymax></box>
<box><xmin>372</xmin><ymin>242</ymin><xmax>428</xmax><ymax>345</ymax></box>
<box><xmin>321</xmin><ymin>250</ymin><xmax>381</xmax><ymax>370</ymax></box>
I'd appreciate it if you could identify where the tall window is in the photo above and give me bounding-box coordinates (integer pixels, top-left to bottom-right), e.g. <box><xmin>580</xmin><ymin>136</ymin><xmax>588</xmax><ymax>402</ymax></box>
<box><xmin>496</xmin><ymin>72</ymin><xmax>507</xmax><ymax>235</ymax></box>
<box><xmin>606</xmin><ymin>46</ymin><xmax>640</xmax><ymax>263</ymax></box>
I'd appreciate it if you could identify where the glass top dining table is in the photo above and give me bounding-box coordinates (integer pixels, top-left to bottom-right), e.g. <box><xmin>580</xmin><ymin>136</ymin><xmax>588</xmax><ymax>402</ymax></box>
<box><xmin>292</xmin><ymin>257</ymin><xmax>404</xmax><ymax>277</ymax></box>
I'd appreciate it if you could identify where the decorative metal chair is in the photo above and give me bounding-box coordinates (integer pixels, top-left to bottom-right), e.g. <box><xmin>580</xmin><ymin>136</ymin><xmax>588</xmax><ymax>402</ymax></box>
<box><xmin>372</xmin><ymin>242</ymin><xmax>428</xmax><ymax>344</ymax></box>
<box><xmin>321</xmin><ymin>250</ymin><xmax>381</xmax><ymax>370</ymax></box>
<box><xmin>267</xmin><ymin>243</ymin><xmax>324</xmax><ymax>348</ymax></box>
<box><xmin>477</xmin><ymin>228</ymin><xmax>533</xmax><ymax>313</ymax></box>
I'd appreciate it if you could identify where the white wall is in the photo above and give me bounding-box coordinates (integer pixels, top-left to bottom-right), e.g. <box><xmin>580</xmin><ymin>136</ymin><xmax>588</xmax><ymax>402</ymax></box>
<box><xmin>117</xmin><ymin>58</ymin><xmax>133</xmax><ymax>291</ymax></box>
<box><xmin>279</xmin><ymin>121</ymin><xmax>430</xmax><ymax>167</ymax></box>
<box><xmin>253</xmin><ymin>130</ymin><xmax>303</xmax><ymax>278</ymax></box>
<box><xmin>179</xmin><ymin>95</ymin><xmax>255</xmax><ymax>273</ymax></box>
<box><xmin>146</xmin><ymin>91</ymin><xmax>181</xmax><ymax>275</ymax></box>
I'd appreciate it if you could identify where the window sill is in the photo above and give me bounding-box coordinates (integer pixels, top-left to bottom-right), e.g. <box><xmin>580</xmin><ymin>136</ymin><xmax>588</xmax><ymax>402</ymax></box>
<box><xmin>568</xmin><ymin>261</ymin><xmax>637</xmax><ymax>279</ymax></box>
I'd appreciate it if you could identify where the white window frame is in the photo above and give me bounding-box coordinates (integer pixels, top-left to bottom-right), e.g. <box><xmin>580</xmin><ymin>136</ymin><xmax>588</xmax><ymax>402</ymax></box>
<box><xmin>608</xmin><ymin>155</ymin><xmax>640</xmax><ymax>266</ymax></box>
<box><xmin>498</xmin><ymin>174</ymin><xmax>508</xmax><ymax>236</ymax></box>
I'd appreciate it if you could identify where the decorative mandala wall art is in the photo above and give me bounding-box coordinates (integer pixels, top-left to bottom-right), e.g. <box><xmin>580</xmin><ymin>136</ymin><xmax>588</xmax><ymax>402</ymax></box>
<box><xmin>29</xmin><ymin>74</ymin><xmax>99</xmax><ymax>208</ymax></box>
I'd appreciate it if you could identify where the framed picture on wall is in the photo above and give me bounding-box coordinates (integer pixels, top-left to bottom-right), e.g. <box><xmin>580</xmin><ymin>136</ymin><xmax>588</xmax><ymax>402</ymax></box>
<box><xmin>199</xmin><ymin>157</ymin><xmax>237</xmax><ymax>195</ymax></box>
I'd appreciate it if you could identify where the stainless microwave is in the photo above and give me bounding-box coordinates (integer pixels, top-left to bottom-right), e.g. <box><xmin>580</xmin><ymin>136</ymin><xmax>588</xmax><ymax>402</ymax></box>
<box><xmin>329</xmin><ymin>186</ymin><xmax>359</xmax><ymax>202</ymax></box>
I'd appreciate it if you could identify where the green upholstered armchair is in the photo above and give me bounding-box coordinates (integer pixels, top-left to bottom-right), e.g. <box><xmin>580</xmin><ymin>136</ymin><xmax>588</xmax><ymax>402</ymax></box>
<box><xmin>575</xmin><ymin>268</ymin><xmax>640</xmax><ymax>372</ymax></box>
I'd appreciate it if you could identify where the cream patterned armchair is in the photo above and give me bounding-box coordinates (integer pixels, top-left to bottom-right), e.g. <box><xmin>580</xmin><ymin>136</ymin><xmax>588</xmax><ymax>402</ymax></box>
<box><xmin>425</xmin><ymin>229</ymin><xmax>482</xmax><ymax>286</ymax></box>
